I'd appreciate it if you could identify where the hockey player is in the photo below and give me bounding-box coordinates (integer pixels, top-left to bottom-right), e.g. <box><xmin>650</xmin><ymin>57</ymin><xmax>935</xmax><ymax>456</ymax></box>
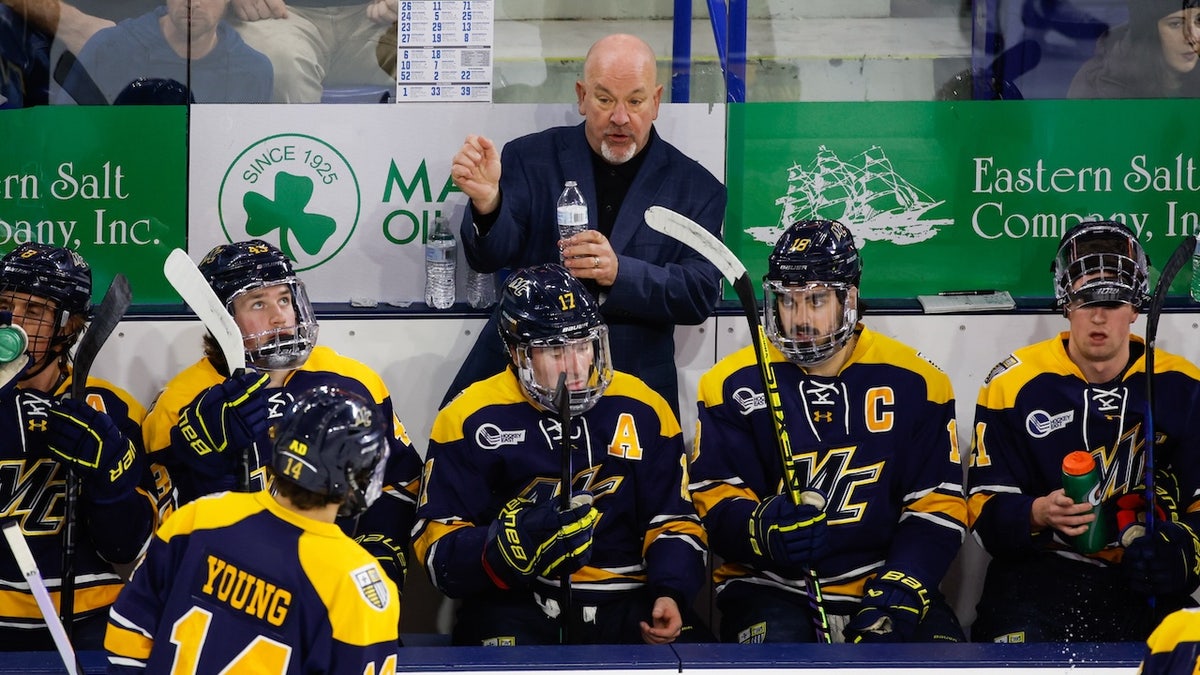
<box><xmin>0</xmin><ymin>243</ymin><xmax>172</xmax><ymax>650</ymax></box>
<box><xmin>105</xmin><ymin>385</ymin><xmax>400</xmax><ymax>673</ymax></box>
<box><xmin>1140</xmin><ymin>608</ymin><xmax>1200</xmax><ymax>674</ymax></box>
<box><xmin>414</xmin><ymin>264</ymin><xmax>710</xmax><ymax>645</ymax></box>
<box><xmin>141</xmin><ymin>240</ymin><xmax>421</xmax><ymax>610</ymax></box>
<box><xmin>969</xmin><ymin>220</ymin><xmax>1200</xmax><ymax>642</ymax></box>
<box><xmin>689</xmin><ymin>219</ymin><xmax>967</xmax><ymax>644</ymax></box>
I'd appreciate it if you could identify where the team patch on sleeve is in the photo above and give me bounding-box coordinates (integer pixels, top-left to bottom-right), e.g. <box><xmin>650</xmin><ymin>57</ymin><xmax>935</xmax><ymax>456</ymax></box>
<box><xmin>352</xmin><ymin>564</ymin><xmax>390</xmax><ymax>611</ymax></box>
<box><xmin>984</xmin><ymin>356</ymin><xmax>1020</xmax><ymax>386</ymax></box>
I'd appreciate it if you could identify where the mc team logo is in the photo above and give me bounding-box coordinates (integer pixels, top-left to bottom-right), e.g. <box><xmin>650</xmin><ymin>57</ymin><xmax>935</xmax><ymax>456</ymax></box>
<box><xmin>218</xmin><ymin>134</ymin><xmax>360</xmax><ymax>271</ymax></box>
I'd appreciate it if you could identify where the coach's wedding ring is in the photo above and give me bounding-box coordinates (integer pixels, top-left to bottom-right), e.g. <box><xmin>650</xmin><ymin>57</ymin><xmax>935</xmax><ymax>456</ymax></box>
<box><xmin>593</xmin><ymin>256</ymin><xmax>600</xmax><ymax>268</ymax></box>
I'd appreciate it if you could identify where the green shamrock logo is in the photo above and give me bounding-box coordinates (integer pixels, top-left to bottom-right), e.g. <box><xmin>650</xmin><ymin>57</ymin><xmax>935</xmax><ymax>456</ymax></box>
<box><xmin>243</xmin><ymin>171</ymin><xmax>336</xmax><ymax>259</ymax></box>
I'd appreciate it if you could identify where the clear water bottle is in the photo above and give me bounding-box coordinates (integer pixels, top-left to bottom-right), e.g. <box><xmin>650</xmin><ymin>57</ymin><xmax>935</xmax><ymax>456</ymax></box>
<box><xmin>465</xmin><ymin>267</ymin><xmax>496</xmax><ymax>309</ymax></box>
<box><xmin>556</xmin><ymin>180</ymin><xmax>589</xmax><ymax>263</ymax></box>
<box><xmin>1190</xmin><ymin>238</ymin><xmax>1200</xmax><ymax>303</ymax></box>
<box><xmin>424</xmin><ymin>216</ymin><xmax>457</xmax><ymax>309</ymax></box>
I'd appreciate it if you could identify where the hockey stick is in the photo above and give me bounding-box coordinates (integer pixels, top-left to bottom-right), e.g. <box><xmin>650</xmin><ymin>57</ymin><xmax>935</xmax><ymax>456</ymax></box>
<box><xmin>60</xmin><ymin>274</ymin><xmax>131</xmax><ymax>639</ymax></box>
<box><xmin>553</xmin><ymin>372</ymin><xmax>573</xmax><ymax>645</ymax></box>
<box><xmin>3</xmin><ymin>521</ymin><xmax>80</xmax><ymax>675</ymax></box>
<box><xmin>1142</xmin><ymin>235</ymin><xmax>1195</xmax><ymax>543</ymax></box>
<box><xmin>644</xmin><ymin>206</ymin><xmax>832</xmax><ymax>643</ymax></box>
<box><xmin>163</xmin><ymin>249</ymin><xmax>253</xmax><ymax>491</ymax></box>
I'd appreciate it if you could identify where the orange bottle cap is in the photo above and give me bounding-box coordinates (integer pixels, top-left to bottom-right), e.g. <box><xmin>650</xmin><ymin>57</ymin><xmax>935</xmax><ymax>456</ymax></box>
<box><xmin>1063</xmin><ymin>450</ymin><xmax>1096</xmax><ymax>476</ymax></box>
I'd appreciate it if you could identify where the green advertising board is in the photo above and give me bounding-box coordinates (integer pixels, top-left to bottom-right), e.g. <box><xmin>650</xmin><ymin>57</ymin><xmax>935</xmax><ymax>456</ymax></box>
<box><xmin>0</xmin><ymin>107</ymin><xmax>187</xmax><ymax>306</ymax></box>
<box><xmin>727</xmin><ymin>100</ymin><xmax>1200</xmax><ymax>301</ymax></box>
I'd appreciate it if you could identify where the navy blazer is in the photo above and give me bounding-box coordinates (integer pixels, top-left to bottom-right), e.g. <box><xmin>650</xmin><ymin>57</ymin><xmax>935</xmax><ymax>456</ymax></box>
<box><xmin>445</xmin><ymin>122</ymin><xmax>726</xmax><ymax>415</ymax></box>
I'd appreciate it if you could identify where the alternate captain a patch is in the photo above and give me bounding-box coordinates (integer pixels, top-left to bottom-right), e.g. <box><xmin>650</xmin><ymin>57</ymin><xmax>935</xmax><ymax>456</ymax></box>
<box><xmin>351</xmin><ymin>564</ymin><xmax>390</xmax><ymax>610</ymax></box>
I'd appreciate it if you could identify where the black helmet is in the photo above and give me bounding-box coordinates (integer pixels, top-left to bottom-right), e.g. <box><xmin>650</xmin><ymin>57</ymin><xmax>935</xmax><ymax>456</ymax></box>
<box><xmin>271</xmin><ymin>386</ymin><xmax>389</xmax><ymax>518</ymax></box>
<box><xmin>763</xmin><ymin>220</ymin><xmax>861</xmax><ymax>366</ymax></box>
<box><xmin>198</xmin><ymin>239</ymin><xmax>318</xmax><ymax>370</ymax></box>
<box><xmin>1051</xmin><ymin>220</ymin><xmax>1149</xmax><ymax>312</ymax></box>
<box><xmin>497</xmin><ymin>264</ymin><xmax>612</xmax><ymax>414</ymax></box>
<box><xmin>0</xmin><ymin>243</ymin><xmax>92</xmax><ymax>317</ymax></box>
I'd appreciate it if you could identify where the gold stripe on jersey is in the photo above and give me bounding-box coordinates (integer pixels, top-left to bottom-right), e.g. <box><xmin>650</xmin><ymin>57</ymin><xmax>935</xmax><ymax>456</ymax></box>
<box><xmin>690</xmin><ymin>483</ymin><xmax>756</xmax><ymax>520</ymax></box>
<box><xmin>643</xmin><ymin>517</ymin><xmax>706</xmax><ymax>553</ymax></box>
<box><xmin>967</xmin><ymin>492</ymin><xmax>993</xmax><ymax>527</ymax></box>
<box><xmin>0</xmin><ymin>583</ymin><xmax>119</xmax><ymax>620</ymax></box>
<box><xmin>909</xmin><ymin>490</ymin><xmax>968</xmax><ymax>529</ymax></box>
<box><xmin>104</xmin><ymin>622</ymin><xmax>152</xmax><ymax>660</ymax></box>
<box><xmin>413</xmin><ymin>519</ymin><xmax>472</xmax><ymax>568</ymax></box>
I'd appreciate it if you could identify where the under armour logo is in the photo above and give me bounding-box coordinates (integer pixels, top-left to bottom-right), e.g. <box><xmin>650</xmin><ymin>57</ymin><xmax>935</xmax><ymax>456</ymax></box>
<box><xmin>26</xmin><ymin>420</ymin><xmax>47</xmax><ymax>433</ymax></box>
<box><xmin>812</xmin><ymin>411</ymin><xmax>832</xmax><ymax>423</ymax></box>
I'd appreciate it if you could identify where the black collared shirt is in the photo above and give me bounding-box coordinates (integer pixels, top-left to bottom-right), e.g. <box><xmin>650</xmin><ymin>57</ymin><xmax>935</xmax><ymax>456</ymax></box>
<box><xmin>589</xmin><ymin>132</ymin><xmax>653</xmax><ymax>240</ymax></box>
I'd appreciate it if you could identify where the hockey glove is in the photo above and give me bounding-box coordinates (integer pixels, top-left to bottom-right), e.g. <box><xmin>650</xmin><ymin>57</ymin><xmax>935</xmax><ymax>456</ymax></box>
<box><xmin>843</xmin><ymin>570</ymin><xmax>931</xmax><ymax>643</ymax></box>
<box><xmin>1122</xmin><ymin>520</ymin><xmax>1200</xmax><ymax>596</ymax></box>
<box><xmin>748</xmin><ymin>491</ymin><xmax>828</xmax><ymax>571</ymax></box>
<box><xmin>482</xmin><ymin>493</ymin><xmax>598</xmax><ymax>590</ymax></box>
<box><xmin>355</xmin><ymin>532</ymin><xmax>408</xmax><ymax>590</ymax></box>
<box><xmin>39</xmin><ymin>396</ymin><xmax>144</xmax><ymax>504</ymax></box>
<box><xmin>173</xmin><ymin>370</ymin><xmax>269</xmax><ymax>476</ymax></box>
<box><xmin>1116</xmin><ymin>471</ymin><xmax>1182</xmax><ymax>537</ymax></box>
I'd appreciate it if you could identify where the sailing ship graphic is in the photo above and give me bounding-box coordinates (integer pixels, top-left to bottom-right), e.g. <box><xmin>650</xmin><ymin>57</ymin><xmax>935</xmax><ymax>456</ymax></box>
<box><xmin>749</xmin><ymin>145</ymin><xmax>954</xmax><ymax>247</ymax></box>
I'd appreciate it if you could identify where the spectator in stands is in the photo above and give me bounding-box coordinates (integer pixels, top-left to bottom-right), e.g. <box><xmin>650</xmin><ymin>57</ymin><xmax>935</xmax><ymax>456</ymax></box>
<box><xmin>0</xmin><ymin>4</ymin><xmax>51</xmax><ymax>107</ymax></box>
<box><xmin>1068</xmin><ymin>0</ymin><xmax>1200</xmax><ymax>98</ymax></box>
<box><xmin>50</xmin><ymin>0</ymin><xmax>272</xmax><ymax>104</ymax></box>
<box><xmin>227</xmin><ymin>0</ymin><xmax>396</xmax><ymax>102</ymax></box>
<box><xmin>969</xmin><ymin>221</ymin><xmax>1200</xmax><ymax>642</ymax></box>
<box><xmin>445</xmin><ymin>32</ymin><xmax>726</xmax><ymax>417</ymax></box>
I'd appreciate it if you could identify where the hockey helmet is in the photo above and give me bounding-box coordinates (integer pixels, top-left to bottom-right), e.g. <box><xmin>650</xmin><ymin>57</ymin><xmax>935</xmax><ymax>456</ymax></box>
<box><xmin>0</xmin><ymin>243</ymin><xmax>92</xmax><ymax>317</ymax></box>
<box><xmin>198</xmin><ymin>240</ymin><xmax>318</xmax><ymax>371</ymax></box>
<box><xmin>497</xmin><ymin>264</ymin><xmax>612</xmax><ymax>415</ymax></box>
<box><xmin>271</xmin><ymin>385</ymin><xmax>389</xmax><ymax>518</ymax></box>
<box><xmin>762</xmin><ymin>219</ymin><xmax>861</xmax><ymax>367</ymax></box>
<box><xmin>0</xmin><ymin>243</ymin><xmax>92</xmax><ymax>373</ymax></box>
<box><xmin>1052</xmin><ymin>220</ymin><xmax>1149</xmax><ymax>312</ymax></box>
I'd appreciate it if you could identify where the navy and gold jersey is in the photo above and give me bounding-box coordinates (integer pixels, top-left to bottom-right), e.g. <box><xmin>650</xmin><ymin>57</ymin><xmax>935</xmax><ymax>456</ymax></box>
<box><xmin>690</xmin><ymin>326</ymin><xmax>966</xmax><ymax>614</ymax></box>
<box><xmin>1</xmin><ymin>370</ymin><xmax>173</xmax><ymax>638</ymax></box>
<box><xmin>142</xmin><ymin>346</ymin><xmax>422</xmax><ymax>577</ymax></box>
<box><xmin>969</xmin><ymin>333</ymin><xmax>1200</xmax><ymax>563</ymax></box>
<box><xmin>414</xmin><ymin>368</ymin><xmax>707</xmax><ymax>606</ymax></box>
<box><xmin>105</xmin><ymin>490</ymin><xmax>399</xmax><ymax>675</ymax></box>
<box><xmin>1141</xmin><ymin>608</ymin><xmax>1200</xmax><ymax>674</ymax></box>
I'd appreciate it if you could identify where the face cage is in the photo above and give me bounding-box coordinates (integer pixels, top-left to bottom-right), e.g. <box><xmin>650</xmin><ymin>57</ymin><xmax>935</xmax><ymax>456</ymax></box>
<box><xmin>228</xmin><ymin>280</ymin><xmax>320</xmax><ymax>371</ymax></box>
<box><xmin>1054</xmin><ymin>250</ymin><xmax>1147</xmax><ymax>311</ymax></box>
<box><xmin>0</xmin><ymin>287</ymin><xmax>75</xmax><ymax>376</ymax></box>
<box><xmin>338</xmin><ymin>441</ymin><xmax>390</xmax><ymax>519</ymax></box>
<box><xmin>762</xmin><ymin>280</ymin><xmax>858</xmax><ymax>367</ymax></box>
<box><xmin>514</xmin><ymin>326</ymin><xmax>613</xmax><ymax>416</ymax></box>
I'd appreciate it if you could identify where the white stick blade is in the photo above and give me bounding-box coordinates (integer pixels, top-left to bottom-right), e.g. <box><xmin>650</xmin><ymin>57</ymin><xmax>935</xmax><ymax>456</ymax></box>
<box><xmin>163</xmin><ymin>248</ymin><xmax>246</xmax><ymax>372</ymax></box>
<box><xmin>644</xmin><ymin>206</ymin><xmax>747</xmax><ymax>284</ymax></box>
<box><xmin>2</xmin><ymin>523</ymin><xmax>79</xmax><ymax>675</ymax></box>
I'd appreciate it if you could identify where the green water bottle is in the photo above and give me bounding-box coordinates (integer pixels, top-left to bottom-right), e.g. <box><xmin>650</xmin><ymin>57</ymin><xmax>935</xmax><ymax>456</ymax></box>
<box><xmin>1061</xmin><ymin>451</ymin><xmax>1109</xmax><ymax>554</ymax></box>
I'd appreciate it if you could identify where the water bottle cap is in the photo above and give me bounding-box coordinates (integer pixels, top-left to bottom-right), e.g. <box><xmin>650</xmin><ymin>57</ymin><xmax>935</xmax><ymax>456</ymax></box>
<box><xmin>1062</xmin><ymin>450</ymin><xmax>1096</xmax><ymax>476</ymax></box>
<box><xmin>0</xmin><ymin>325</ymin><xmax>27</xmax><ymax>364</ymax></box>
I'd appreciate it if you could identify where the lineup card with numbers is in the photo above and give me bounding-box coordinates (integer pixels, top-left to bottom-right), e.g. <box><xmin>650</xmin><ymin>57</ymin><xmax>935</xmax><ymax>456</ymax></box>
<box><xmin>395</xmin><ymin>0</ymin><xmax>494</xmax><ymax>102</ymax></box>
